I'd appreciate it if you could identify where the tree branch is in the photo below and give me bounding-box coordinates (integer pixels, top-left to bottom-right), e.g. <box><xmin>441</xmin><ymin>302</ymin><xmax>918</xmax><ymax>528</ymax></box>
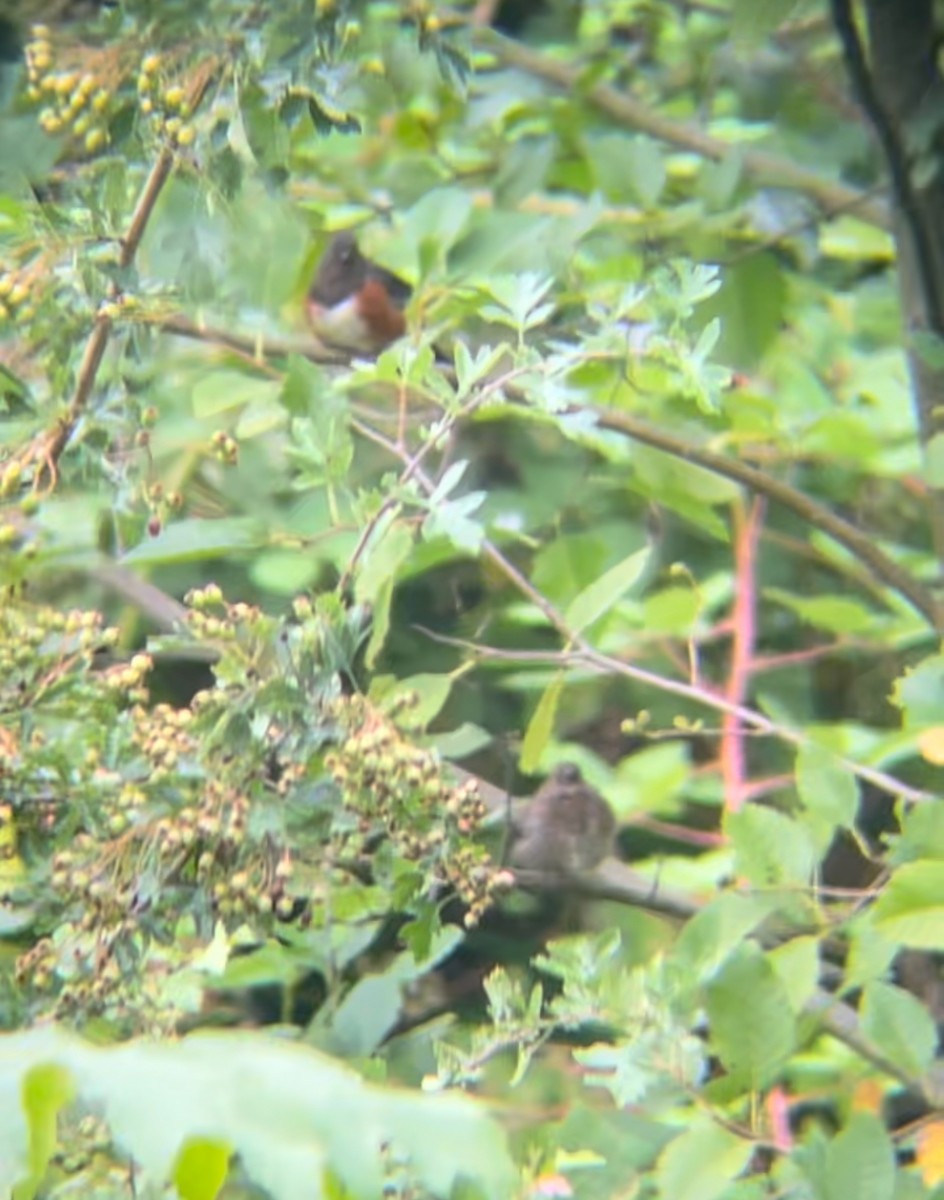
<box><xmin>477</xmin><ymin>26</ymin><xmax>890</xmax><ymax>229</ymax></box>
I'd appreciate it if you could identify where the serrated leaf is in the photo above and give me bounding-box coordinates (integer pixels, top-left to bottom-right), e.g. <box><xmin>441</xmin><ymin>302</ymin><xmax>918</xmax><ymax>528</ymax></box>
<box><xmin>859</xmin><ymin>981</ymin><xmax>937</xmax><ymax>1078</ymax></box>
<box><xmin>890</xmin><ymin>655</ymin><xmax>944</xmax><ymax>726</ymax></box>
<box><xmin>873</xmin><ymin>861</ymin><xmax>944</xmax><ymax>949</ymax></box>
<box><xmin>725</xmin><ymin>804</ymin><xmax>817</xmax><ymax>888</ymax></box>
<box><xmin>705</xmin><ymin>943</ymin><xmax>795</xmax><ymax>1086</ymax></box>
<box><xmin>280</xmin><ymin>355</ymin><xmax>327</xmax><ymax>418</ymax></box>
<box><xmin>824</xmin><ymin>1113</ymin><xmax>894</xmax><ymax>1200</ymax></box>
<box><xmin>656</xmin><ymin>1120</ymin><xmax>753</xmax><ymax>1200</ymax></box>
<box><xmin>796</xmin><ymin>743</ymin><xmax>859</xmax><ymax>845</ymax></box>
<box><xmin>673</xmin><ymin>893</ymin><xmax>775</xmax><ymax>984</ymax></box>
<box><xmin>767</xmin><ymin>937</ymin><xmax>819</xmax><ymax>1013</ymax></box>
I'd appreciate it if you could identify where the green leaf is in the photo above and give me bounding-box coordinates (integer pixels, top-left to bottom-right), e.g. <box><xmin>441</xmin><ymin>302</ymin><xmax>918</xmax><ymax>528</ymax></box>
<box><xmin>824</xmin><ymin>1113</ymin><xmax>894</xmax><ymax>1200</ymax></box>
<box><xmin>891</xmin><ymin>654</ymin><xmax>944</xmax><ymax>727</ymax></box>
<box><xmin>191</xmin><ymin>371</ymin><xmax>281</xmax><ymax>418</ymax></box>
<box><xmin>705</xmin><ymin>250</ymin><xmax>786</xmax><ymax>362</ymax></box>
<box><xmin>656</xmin><ymin>1120</ymin><xmax>753</xmax><ymax>1200</ymax></box>
<box><xmin>725</xmin><ymin>805</ymin><xmax>817</xmax><ymax>888</ymax></box>
<box><xmin>873</xmin><ymin>861</ymin><xmax>944</xmax><ymax>949</ymax></box>
<box><xmin>795</xmin><ymin>743</ymin><xmax>859</xmax><ymax>848</ymax></box>
<box><xmin>673</xmin><ymin>893</ymin><xmax>775</xmax><ymax>985</ymax></box>
<box><xmin>859</xmin><ymin>981</ymin><xmax>937</xmax><ymax>1079</ymax></box>
<box><xmin>173</xmin><ymin>1137</ymin><xmax>232</xmax><ymax>1200</ymax></box>
<box><xmin>375</xmin><ymin>673</ymin><xmax>454</xmax><ymax>731</ymax></box>
<box><xmin>20</xmin><ymin>1061</ymin><xmax>75</xmax><ymax>1194</ymax></box>
<box><xmin>766</xmin><ymin>589</ymin><xmax>876</xmax><ymax>635</ymax></box>
<box><xmin>767</xmin><ymin>937</ymin><xmax>819</xmax><ymax>1013</ymax></box>
<box><xmin>519</xmin><ymin>672</ymin><xmax>564</xmax><ymax>773</ymax></box>
<box><xmin>122</xmin><ymin>518</ymin><xmax>264</xmax><ymax>564</ymax></box>
<box><xmin>564</xmin><ymin>547</ymin><xmax>650</xmax><ymax>636</ymax></box>
<box><xmin>925</xmin><ymin>432</ymin><xmax>944</xmax><ymax>487</ymax></box>
<box><xmin>280</xmin><ymin>357</ymin><xmax>326</xmax><ymax>418</ymax></box>
<box><xmin>705</xmin><ymin>942</ymin><xmax>796</xmax><ymax>1087</ymax></box>
<box><xmin>0</xmin><ymin>1029</ymin><xmax>515</xmax><ymax>1200</ymax></box>
<box><xmin>356</xmin><ymin>521</ymin><xmax>414</xmax><ymax>667</ymax></box>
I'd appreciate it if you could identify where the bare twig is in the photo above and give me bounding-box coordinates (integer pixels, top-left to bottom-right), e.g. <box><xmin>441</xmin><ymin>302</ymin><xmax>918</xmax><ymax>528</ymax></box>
<box><xmin>423</xmin><ymin>627</ymin><xmax>936</xmax><ymax>806</ymax></box>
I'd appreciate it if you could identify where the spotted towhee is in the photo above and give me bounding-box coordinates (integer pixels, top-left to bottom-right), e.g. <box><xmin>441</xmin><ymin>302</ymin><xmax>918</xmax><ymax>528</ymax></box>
<box><xmin>306</xmin><ymin>231</ymin><xmax>412</xmax><ymax>354</ymax></box>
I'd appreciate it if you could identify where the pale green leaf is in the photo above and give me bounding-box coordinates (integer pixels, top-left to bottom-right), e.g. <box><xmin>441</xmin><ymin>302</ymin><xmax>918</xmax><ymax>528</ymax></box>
<box><xmin>873</xmin><ymin>860</ymin><xmax>944</xmax><ymax>949</ymax></box>
<box><xmin>520</xmin><ymin>673</ymin><xmax>563</xmax><ymax>773</ymax></box>
<box><xmin>656</xmin><ymin>1120</ymin><xmax>753</xmax><ymax>1200</ymax></box>
<box><xmin>824</xmin><ymin>1113</ymin><xmax>894</xmax><ymax>1200</ymax></box>
<box><xmin>564</xmin><ymin>547</ymin><xmax>650</xmax><ymax>636</ymax></box>
<box><xmin>859</xmin><ymin>981</ymin><xmax>937</xmax><ymax>1079</ymax></box>
<box><xmin>705</xmin><ymin>943</ymin><xmax>795</xmax><ymax>1086</ymax></box>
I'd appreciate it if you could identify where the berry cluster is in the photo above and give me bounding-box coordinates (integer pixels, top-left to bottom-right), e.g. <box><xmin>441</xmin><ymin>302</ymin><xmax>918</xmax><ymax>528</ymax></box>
<box><xmin>137</xmin><ymin>53</ymin><xmax>195</xmax><ymax>147</ymax></box>
<box><xmin>0</xmin><ymin>268</ymin><xmax>38</xmax><ymax>332</ymax></box>
<box><xmin>326</xmin><ymin>697</ymin><xmax>508</xmax><ymax>927</ymax></box>
<box><xmin>24</xmin><ymin>24</ymin><xmax>112</xmax><ymax>154</ymax></box>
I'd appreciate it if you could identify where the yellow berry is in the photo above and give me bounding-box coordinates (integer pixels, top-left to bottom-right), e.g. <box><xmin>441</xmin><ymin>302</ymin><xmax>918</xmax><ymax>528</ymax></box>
<box><xmin>73</xmin><ymin>115</ymin><xmax>90</xmax><ymax>136</ymax></box>
<box><xmin>164</xmin><ymin>116</ymin><xmax>182</xmax><ymax>138</ymax></box>
<box><xmin>140</xmin><ymin>97</ymin><xmax>153</xmax><ymax>114</ymax></box>
<box><xmin>9</xmin><ymin>283</ymin><xmax>28</xmax><ymax>307</ymax></box>
<box><xmin>176</xmin><ymin>124</ymin><xmax>195</xmax><ymax>146</ymax></box>
<box><xmin>92</xmin><ymin>89</ymin><xmax>110</xmax><ymax>112</ymax></box>
<box><xmin>85</xmin><ymin>128</ymin><xmax>107</xmax><ymax>153</ymax></box>
<box><xmin>164</xmin><ymin>85</ymin><xmax>185</xmax><ymax>108</ymax></box>
<box><xmin>142</xmin><ymin>53</ymin><xmax>161</xmax><ymax>74</ymax></box>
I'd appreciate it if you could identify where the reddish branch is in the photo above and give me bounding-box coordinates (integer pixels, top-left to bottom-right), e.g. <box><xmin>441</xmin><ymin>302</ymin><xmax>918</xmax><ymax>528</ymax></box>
<box><xmin>720</xmin><ymin>497</ymin><xmax>765</xmax><ymax>813</ymax></box>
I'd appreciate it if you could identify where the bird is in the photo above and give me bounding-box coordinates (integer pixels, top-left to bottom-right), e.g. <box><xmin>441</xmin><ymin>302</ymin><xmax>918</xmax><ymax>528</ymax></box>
<box><xmin>305</xmin><ymin>231</ymin><xmax>412</xmax><ymax>354</ymax></box>
<box><xmin>507</xmin><ymin>762</ymin><xmax>616</xmax><ymax>877</ymax></box>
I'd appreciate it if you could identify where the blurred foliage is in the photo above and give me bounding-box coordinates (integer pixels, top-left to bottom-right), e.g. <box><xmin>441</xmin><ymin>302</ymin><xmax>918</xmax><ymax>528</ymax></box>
<box><xmin>2</xmin><ymin>0</ymin><xmax>944</xmax><ymax>1197</ymax></box>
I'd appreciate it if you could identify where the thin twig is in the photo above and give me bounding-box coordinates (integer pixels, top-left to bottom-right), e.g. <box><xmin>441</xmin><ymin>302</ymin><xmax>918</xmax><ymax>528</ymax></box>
<box><xmin>420</xmin><ymin>627</ymin><xmax>936</xmax><ymax>806</ymax></box>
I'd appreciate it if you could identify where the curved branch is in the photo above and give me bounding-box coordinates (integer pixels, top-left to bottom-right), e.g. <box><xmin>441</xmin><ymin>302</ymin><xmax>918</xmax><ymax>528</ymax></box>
<box><xmin>148</xmin><ymin>313</ymin><xmax>943</xmax><ymax>629</ymax></box>
<box><xmin>592</xmin><ymin>406</ymin><xmax>943</xmax><ymax>630</ymax></box>
<box><xmin>477</xmin><ymin>27</ymin><xmax>889</xmax><ymax>229</ymax></box>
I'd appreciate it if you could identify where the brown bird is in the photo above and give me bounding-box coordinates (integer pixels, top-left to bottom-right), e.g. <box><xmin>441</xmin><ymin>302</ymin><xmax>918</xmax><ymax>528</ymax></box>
<box><xmin>306</xmin><ymin>231</ymin><xmax>412</xmax><ymax>354</ymax></box>
<box><xmin>508</xmin><ymin>762</ymin><xmax>616</xmax><ymax>877</ymax></box>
